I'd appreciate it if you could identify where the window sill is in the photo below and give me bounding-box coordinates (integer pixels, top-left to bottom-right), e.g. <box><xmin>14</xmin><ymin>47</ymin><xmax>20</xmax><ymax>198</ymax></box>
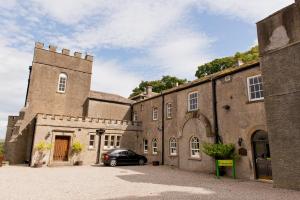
<box><xmin>169</xmin><ymin>155</ymin><xmax>178</xmax><ymax>157</ymax></box>
<box><xmin>56</xmin><ymin>91</ymin><xmax>66</xmax><ymax>94</ymax></box>
<box><xmin>187</xmin><ymin>109</ymin><xmax>199</xmax><ymax>113</ymax></box>
<box><xmin>88</xmin><ymin>147</ymin><xmax>96</xmax><ymax>151</ymax></box>
<box><xmin>188</xmin><ymin>157</ymin><xmax>202</xmax><ymax>161</ymax></box>
<box><xmin>246</xmin><ymin>99</ymin><xmax>264</xmax><ymax>104</ymax></box>
<box><xmin>165</xmin><ymin>117</ymin><xmax>172</xmax><ymax>120</ymax></box>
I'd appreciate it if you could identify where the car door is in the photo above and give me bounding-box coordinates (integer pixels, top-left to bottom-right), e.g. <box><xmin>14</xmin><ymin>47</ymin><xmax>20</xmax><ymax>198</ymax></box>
<box><xmin>117</xmin><ymin>150</ymin><xmax>129</xmax><ymax>165</ymax></box>
<box><xmin>127</xmin><ymin>150</ymin><xmax>139</xmax><ymax>165</ymax></box>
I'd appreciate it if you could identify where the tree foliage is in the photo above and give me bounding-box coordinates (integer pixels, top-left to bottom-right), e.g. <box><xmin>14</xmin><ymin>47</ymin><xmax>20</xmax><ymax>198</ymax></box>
<box><xmin>195</xmin><ymin>46</ymin><xmax>259</xmax><ymax>78</ymax></box>
<box><xmin>130</xmin><ymin>76</ymin><xmax>187</xmax><ymax>97</ymax></box>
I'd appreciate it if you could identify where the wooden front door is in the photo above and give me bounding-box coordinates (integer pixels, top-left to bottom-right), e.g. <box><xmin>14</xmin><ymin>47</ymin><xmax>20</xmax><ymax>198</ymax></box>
<box><xmin>53</xmin><ymin>136</ymin><xmax>70</xmax><ymax>161</ymax></box>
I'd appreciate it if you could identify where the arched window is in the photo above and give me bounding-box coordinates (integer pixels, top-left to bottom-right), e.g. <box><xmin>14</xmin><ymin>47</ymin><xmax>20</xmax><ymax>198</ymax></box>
<box><xmin>152</xmin><ymin>138</ymin><xmax>158</xmax><ymax>155</ymax></box>
<box><xmin>190</xmin><ymin>136</ymin><xmax>200</xmax><ymax>158</ymax></box>
<box><xmin>169</xmin><ymin>137</ymin><xmax>177</xmax><ymax>156</ymax></box>
<box><xmin>57</xmin><ymin>73</ymin><xmax>67</xmax><ymax>93</ymax></box>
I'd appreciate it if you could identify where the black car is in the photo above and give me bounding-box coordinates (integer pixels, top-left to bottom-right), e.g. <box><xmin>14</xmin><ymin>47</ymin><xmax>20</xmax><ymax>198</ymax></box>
<box><xmin>102</xmin><ymin>149</ymin><xmax>147</xmax><ymax>167</ymax></box>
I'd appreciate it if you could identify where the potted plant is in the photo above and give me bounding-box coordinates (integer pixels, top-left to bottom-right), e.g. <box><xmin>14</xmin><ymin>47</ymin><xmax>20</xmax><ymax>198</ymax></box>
<box><xmin>0</xmin><ymin>142</ymin><xmax>4</xmax><ymax>167</ymax></box>
<box><xmin>202</xmin><ymin>142</ymin><xmax>238</xmax><ymax>176</ymax></box>
<box><xmin>72</xmin><ymin>141</ymin><xmax>84</xmax><ymax>166</ymax></box>
<box><xmin>34</xmin><ymin>141</ymin><xmax>51</xmax><ymax>168</ymax></box>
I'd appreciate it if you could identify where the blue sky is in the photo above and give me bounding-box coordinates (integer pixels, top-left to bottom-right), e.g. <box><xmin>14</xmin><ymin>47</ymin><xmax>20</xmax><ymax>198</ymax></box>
<box><xmin>0</xmin><ymin>0</ymin><xmax>294</xmax><ymax>138</ymax></box>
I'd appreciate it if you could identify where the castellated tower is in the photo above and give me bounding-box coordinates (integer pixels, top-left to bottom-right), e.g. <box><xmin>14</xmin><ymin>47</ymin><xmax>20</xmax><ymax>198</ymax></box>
<box><xmin>5</xmin><ymin>42</ymin><xmax>94</xmax><ymax>164</ymax></box>
<box><xmin>27</xmin><ymin>42</ymin><xmax>93</xmax><ymax>116</ymax></box>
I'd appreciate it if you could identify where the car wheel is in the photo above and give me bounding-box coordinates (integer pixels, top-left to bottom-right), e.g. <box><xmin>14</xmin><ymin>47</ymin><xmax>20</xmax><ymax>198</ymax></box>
<box><xmin>138</xmin><ymin>159</ymin><xmax>145</xmax><ymax>165</ymax></box>
<box><xmin>110</xmin><ymin>160</ymin><xmax>117</xmax><ymax>167</ymax></box>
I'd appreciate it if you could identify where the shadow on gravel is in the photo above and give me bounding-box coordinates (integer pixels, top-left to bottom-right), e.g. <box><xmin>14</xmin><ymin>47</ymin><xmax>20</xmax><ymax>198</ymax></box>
<box><xmin>104</xmin><ymin>191</ymin><xmax>214</xmax><ymax>200</ymax></box>
<box><xmin>114</xmin><ymin>165</ymin><xmax>226</xmax><ymax>189</ymax></box>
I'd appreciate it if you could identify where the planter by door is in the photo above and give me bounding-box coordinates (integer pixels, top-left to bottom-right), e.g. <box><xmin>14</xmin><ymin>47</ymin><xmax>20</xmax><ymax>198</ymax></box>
<box><xmin>0</xmin><ymin>155</ymin><xmax>3</xmax><ymax>167</ymax></box>
<box><xmin>53</xmin><ymin>136</ymin><xmax>70</xmax><ymax>161</ymax></box>
<box><xmin>252</xmin><ymin>130</ymin><xmax>272</xmax><ymax>180</ymax></box>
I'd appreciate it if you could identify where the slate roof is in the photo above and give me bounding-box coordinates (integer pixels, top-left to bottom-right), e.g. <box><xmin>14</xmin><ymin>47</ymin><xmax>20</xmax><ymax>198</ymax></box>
<box><xmin>133</xmin><ymin>61</ymin><xmax>260</xmax><ymax>103</ymax></box>
<box><xmin>89</xmin><ymin>91</ymin><xmax>134</xmax><ymax>105</ymax></box>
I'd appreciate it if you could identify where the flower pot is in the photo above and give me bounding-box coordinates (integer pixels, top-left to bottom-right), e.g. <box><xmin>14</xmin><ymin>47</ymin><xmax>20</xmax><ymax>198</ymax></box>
<box><xmin>33</xmin><ymin>163</ymin><xmax>43</xmax><ymax>168</ymax></box>
<box><xmin>74</xmin><ymin>161</ymin><xmax>83</xmax><ymax>166</ymax></box>
<box><xmin>152</xmin><ymin>161</ymin><xmax>159</xmax><ymax>166</ymax></box>
<box><xmin>0</xmin><ymin>155</ymin><xmax>3</xmax><ymax>167</ymax></box>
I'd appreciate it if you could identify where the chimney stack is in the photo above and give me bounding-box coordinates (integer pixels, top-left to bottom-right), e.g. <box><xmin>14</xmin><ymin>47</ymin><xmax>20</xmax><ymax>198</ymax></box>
<box><xmin>146</xmin><ymin>85</ymin><xmax>153</xmax><ymax>96</ymax></box>
<box><xmin>237</xmin><ymin>59</ymin><xmax>244</xmax><ymax>66</ymax></box>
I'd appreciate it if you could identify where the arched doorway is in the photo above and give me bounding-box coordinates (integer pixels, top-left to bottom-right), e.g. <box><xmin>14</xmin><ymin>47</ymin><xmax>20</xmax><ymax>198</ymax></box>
<box><xmin>252</xmin><ymin>130</ymin><xmax>272</xmax><ymax>180</ymax></box>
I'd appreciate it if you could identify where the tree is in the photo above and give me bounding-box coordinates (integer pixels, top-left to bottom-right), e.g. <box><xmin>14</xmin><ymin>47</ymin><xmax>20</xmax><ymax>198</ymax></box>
<box><xmin>195</xmin><ymin>45</ymin><xmax>259</xmax><ymax>78</ymax></box>
<box><xmin>129</xmin><ymin>76</ymin><xmax>187</xmax><ymax>97</ymax></box>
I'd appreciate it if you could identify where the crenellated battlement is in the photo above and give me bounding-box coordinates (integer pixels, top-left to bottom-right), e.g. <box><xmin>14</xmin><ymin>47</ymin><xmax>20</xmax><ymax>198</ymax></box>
<box><xmin>35</xmin><ymin>42</ymin><xmax>93</xmax><ymax>62</ymax></box>
<box><xmin>35</xmin><ymin>113</ymin><xmax>142</xmax><ymax>131</ymax></box>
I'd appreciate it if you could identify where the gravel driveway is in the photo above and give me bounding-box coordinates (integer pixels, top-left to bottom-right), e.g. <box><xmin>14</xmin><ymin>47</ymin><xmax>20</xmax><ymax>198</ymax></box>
<box><xmin>0</xmin><ymin>165</ymin><xmax>299</xmax><ymax>200</ymax></box>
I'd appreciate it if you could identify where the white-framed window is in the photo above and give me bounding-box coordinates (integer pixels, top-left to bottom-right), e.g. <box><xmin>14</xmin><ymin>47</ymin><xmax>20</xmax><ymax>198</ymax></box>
<box><xmin>140</xmin><ymin>104</ymin><xmax>144</xmax><ymax>111</ymax></box>
<box><xmin>116</xmin><ymin>136</ymin><xmax>121</xmax><ymax>148</ymax></box>
<box><xmin>166</xmin><ymin>103</ymin><xmax>172</xmax><ymax>119</ymax></box>
<box><xmin>188</xmin><ymin>92</ymin><xmax>198</xmax><ymax>111</ymax></box>
<box><xmin>144</xmin><ymin>139</ymin><xmax>148</xmax><ymax>153</ymax></box>
<box><xmin>110</xmin><ymin>135</ymin><xmax>115</xmax><ymax>147</ymax></box>
<box><xmin>152</xmin><ymin>138</ymin><xmax>158</xmax><ymax>155</ymax></box>
<box><xmin>89</xmin><ymin>134</ymin><xmax>95</xmax><ymax>149</ymax></box>
<box><xmin>57</xmin><ymin>73</ymin><xmax>67</xmax><ymax>93</ymax></box>
<box><xmin>133</xmin><ymin>112</ymin><xmax>138</xmax><ymax>121</ymax></box>
<box><xmin>169</xmin><ymin>137</ymin><xmax>177</xmax><ymax>156</ymax></box>
<box><xmin>104</xmin><ymin>135</ymin><xmax>109</xmax><ymax>148</ymax></box>
<box><xmin>152</xmin><ymin>107</ymin><xmax>158</xmax><ymax>120</ymax></box>
<box><xmin>247</xmin><ymin>75</ymin><xmax>264</xmax><ymax>101</ymax></box>
<box><xmin>104</xmin><ymin>135</ymin><xmax>122</xmax><ymax>149</ymax></box>
<box><xmin>190</xmin><ymin>136</ymin><xmax>200</xmax><ymax>158</ymax></box>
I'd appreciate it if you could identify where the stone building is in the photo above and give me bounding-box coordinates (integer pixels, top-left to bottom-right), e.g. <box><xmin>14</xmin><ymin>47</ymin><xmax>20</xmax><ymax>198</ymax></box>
<box><xmin>257</xmin><ymin>0</ymin><xmax>300</xmax><ymax>190</ymax></box>
<box><xmin>6</xmin><ymin>2</ymin><xmax>300</xmax><ymax>190</ymax></box>
<box><xmin>132</xmin><ymin>61</ymin><xmax>267</xmax><ymax>180</ymax></box>
<box><xmin>5</xmin><ymin>43</ymin><xmax>141</xmax><ymax>166</ymax></box>
<box><xmin>5</xmin><ymin>42</ymin><xmax>269</xmax><ymax>182</ymax></box>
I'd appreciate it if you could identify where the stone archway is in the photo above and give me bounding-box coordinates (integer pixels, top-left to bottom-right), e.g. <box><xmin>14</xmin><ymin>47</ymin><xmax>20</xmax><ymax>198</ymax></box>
<box><xmin>251</xmin><ymin>130</ymin><xmax>272</xmax><ymax>180</ymax></box>
<box><xmin>177</xmin><ymin>111</ymin><xmax>214</xmax><ymax>172</ymax></box>
<box><xmin>178</xmin><ymin>110</ymin><xmax>213</xmax><ymax>138</ymax></box>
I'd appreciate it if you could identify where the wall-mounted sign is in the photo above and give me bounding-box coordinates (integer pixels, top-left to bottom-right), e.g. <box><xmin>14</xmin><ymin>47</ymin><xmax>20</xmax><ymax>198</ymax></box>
<box><xmin>238</xmin><ymin>148</ymin><xmax>247</xmax><ymax>156</ymax></box>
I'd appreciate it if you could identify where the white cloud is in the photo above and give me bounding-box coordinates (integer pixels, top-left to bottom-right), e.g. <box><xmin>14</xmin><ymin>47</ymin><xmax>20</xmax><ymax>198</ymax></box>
<box><xmin>54</xmin><ymin>0</ymin><xmax>193</xmax><ymax>49</ymax></box>
<box><xmin>0</xmin><ymin>41</ymin><xmax>32</xmax><ymax>138</ymax></box>
<box><xmin>91</xmin><ymin>59</ymin><xmax>140</xmax><ymax>97</ymax></box>
<box><xmin>198</xmin><ymin>0</ymin><xmax>294</xmax><ymax>23</ymax></box>
<box><xmin>147</xmin><ymin>30</ymin><xmax>214</xmax><ymax>78</ymax></box>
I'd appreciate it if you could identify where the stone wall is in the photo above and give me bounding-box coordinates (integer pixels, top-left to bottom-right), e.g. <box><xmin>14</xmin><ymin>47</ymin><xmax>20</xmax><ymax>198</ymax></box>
<box><xmin>30</xmin><ymin>113</ymin><xmax>141</xmax><ymax>166</ymax></box>
<box><xmin>133</xmin><ymin>64</ymin><xmax>265</xmax><ymax>178</ymax></box>
<box><xmin>85</xmin><ymin>100</ymin><xmax>131</xmax><ymax>120</ymax></box>
<box><xmin>257</xmin><ymin>1</ymin><xmax>300</xmax><ymax>190</ymax></box>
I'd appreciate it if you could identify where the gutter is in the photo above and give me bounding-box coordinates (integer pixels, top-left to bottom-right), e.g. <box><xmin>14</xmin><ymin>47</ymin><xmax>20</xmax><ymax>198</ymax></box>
<box><xmin>24</xmin><ymin>66</ymin><xmax>32</xmax><ymax>107</ymax></box>
<box><xmin>211</xmin><ymin>79</ymin><xmax>221</xmax><ymax>144</ymax></box>
<box><xmin>161</xmin><ymin>92</ymin><xmax>165</xmax><ymax>165</ymax></box>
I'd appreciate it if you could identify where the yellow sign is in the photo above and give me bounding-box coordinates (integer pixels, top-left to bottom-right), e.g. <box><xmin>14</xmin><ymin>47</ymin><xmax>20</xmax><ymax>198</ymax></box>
<box><xmin>218</xmin><ymin>160</ymin><xmax>233</xmax><ymax>166</ymax></box>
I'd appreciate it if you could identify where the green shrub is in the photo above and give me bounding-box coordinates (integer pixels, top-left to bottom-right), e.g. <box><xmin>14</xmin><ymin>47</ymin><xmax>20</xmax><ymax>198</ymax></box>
<box><xmin>35</xmin><ymin>141</ymin><xmax>51</xmax><ymax>152</ymax></box>
<box><xmin>202</xmin><ymin>142</ymin><xmax>237</xmax><ymax>160</ymax></box>
<box><xmin>0</xmin><ymin>142</ymin><xmax>4</xmax><ymax>156</ymax></box>
<box><xmin>72</xmin><ymin>141</ymin><xmax>83</xmax><ymax>154</ymax></box>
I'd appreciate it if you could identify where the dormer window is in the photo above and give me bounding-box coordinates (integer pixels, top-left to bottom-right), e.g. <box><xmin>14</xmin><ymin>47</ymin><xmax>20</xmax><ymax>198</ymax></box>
<box><xmin>57</xmin><ymin>73</ymin><xmax>67</xmax><ymax>93</ymax></box>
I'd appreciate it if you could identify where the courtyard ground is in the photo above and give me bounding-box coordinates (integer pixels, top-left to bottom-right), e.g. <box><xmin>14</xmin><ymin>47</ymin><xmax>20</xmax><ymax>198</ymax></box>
<box><xmin>0</xmin><ymin>165</ymin><xmax>299</xmax><ymax>200</ymax></box>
